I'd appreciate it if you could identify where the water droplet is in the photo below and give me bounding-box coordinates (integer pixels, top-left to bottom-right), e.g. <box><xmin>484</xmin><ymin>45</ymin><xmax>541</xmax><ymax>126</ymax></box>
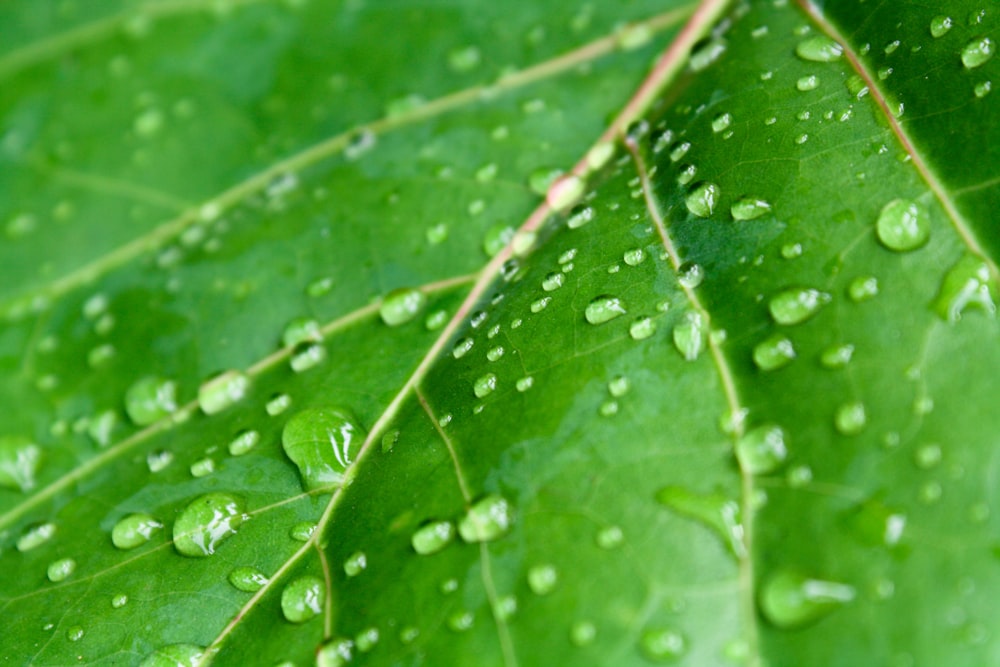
<box><xmin>676</xmin><ymin>163</ymin><xmax>697</xmax><ymax>185</ymax></box>
<box><xmin>629</xmin><ymin>316</ymin><xmax>657</xmax><ymax>340</ymax></box>
<box><xmin>962</xmin><ymin>37</ymin><xmax>995</xmax><ymax>68</ymax></box>
<box><xmin>66</xmin><ymin>626</ymin><xmax>84</xmax><ymax>642</ymax></box>
<box><xmin>529</xmin><ymin>167</ymin><xmax>563</xmax><ymax>196</ymax></box>
<box><xmin>677</xmin><ymin>262</ymin><xmax>704</xmax><ymax>289</ymax></box>
<box><xmin>344</xmin><ymin>551</ymin><xmax>367</xmax><ymax>577</ymax></box>
<box><xmin>412</xmin><ymin>520</ymin><xmax>455</xmax><ymax>555</ymax></box>
<box><xmin>571</xmin><ymin>620</ymin><xmax>597</xmax><ymax>646</ymax></box>
<box><xmin>624</xmin><ymin>248</ymin><xmax>646</xmax><ymax>266</ymax></box>
<box><xmin>17</xmin><ymin>522</ymin><xmax>56</xmax><ymax>552</ymax></box>
<box><xmin>730</xmin><ymin>197</ymin><xmax>772</xmax><ymax>221</ymax></box>
<box><xmin>452</xmin><ymin>338</ymin><xmax>474</xmax><ymax>359</ymax></box>
<box><xmin>820</xmin><ymin>343</ymin><xmax>854</xmax><ymax>368</ymax></box>
<box><xmin>47</xmin><ymin>557</ymin><xmax>76</xmax><ymax>582</ymax></box>
<box><xmin>607</xmin><ymin>376</ymin><xmax>630</xmax><ymax>398</ymax></box>
<box><xmin>197</xmin><ymin>370</ymin><xmax>250</xmax><ymax>416</ymax></box>
<box><xmin>316</xmin><ymin>638</ymin><xmax>354</xmax><ymax>667</ymax></box>
<box><xmin>547</xmin><ymin>174</ymin><xmax>586</xmax><ymax>212</ymax></box>
<box><xmin>458</xmin><ymin>494</ymin><xmax>513</xmax><ymax>542</ymax></box>
<box><xmin>281</xmin><ymin>407</ymin><xmax>362</xmax><ymax>491</ymax></box>
<box><xmin>685</xmin><ymin>182</ymin><xmax>720</xmax><ymax>218</ymax></box>
<box><xmin>289</xmin><ymin>343</ymin><xmax>327</xmax><ymax>372</ymax></box>
<box><xmin>289</xmin><ymin>521</ymin><xmax>317</xmax><ymax>542</ymax></box>
<box><xmin>542</xmin><ymin>272</ymin><xmax>565</xmax><ymax>292</ymax></box>
<box><xmin>530</xmin><ymin>296</ymin><xmax>551</xmax><ymax>313</ymax></box>
<box><xmin>736</xmin><ymin>425</ymin><xmax>787</xmax><ymax>474</ymax></box>
<box><xmin>124</xmin><ymin>376</ymin><xmax>178</xmax><ymax>426</ymax></box>
<box><xmin>712</xmin><ymin>112</ymin><xmax>733</xmax><ymax>133</ymax></box>
<box><xmin>796</xmin><ymin>75</ymin><xmax>820</xmax><ymax>91</ymax></box>
<box><xmin>781</xmin><ymin>243</ymin><xmax>803</xmax><ymax>259</ymax></box>
<box><xmin>656</xmin><ymin>486</ymin><xmax>745</xmax><ymax>558</ymax></box>
<box><xmin>223</xmin><ymin>430</ymin><xmax>259</xmax><ymax>458</ymax></box>
<box><xmin>473</xmin><ymin>373</ymin><xmax>497</xmax><ymax>398</ymax></box>
<box><xmin>483</xmin><ymin>223</ymin><xmax>515</xmax><ymax>256</ymax></box>
<box><xmin>753</xmin><ymin>334</ymin><xmax>796</xmax><ymax>371</ymax></box>
<box><xmin>281</xmin><ymin>575</ymin><xmax>325</xmax><ymax>623</ymax></box>
<box><xmin>758</xmin><ymin>570</ymin><xmax>855</xmax><ymax>629</ymax></box>
<box><xmin>139</xmin><ymin>644</ymin><xmax>207</xmax><ymax>667</ymax></box>
<box><xmin>795</xmin><ymin>35</ymin><xmax>843</xmax><ymax>62</ymax></box>
<box><xmin>876</xmin><ymin>199</ymin><xmax>930</xmax><ymax>252</ymax></box>
<box><xmin>595</xmin><ymin>525</ymin><xmax>624</xmax><ymax>549</ymax></box>
<box><xmin>0</xmin><ymin>435</ymin><xmax>41</xmax><ymax>492</ymax></box>
<box><xmin>516</xmin><ymin>376</ymin><xmax>534</xmax><ymax>392</ymax></box>
<box><xmin>975</xmin><ymin>80</ymin><xmax>992</xmax><ymax>98</ymax></box>
<box><xmin>355</xmin><ymin>627</ymin><xmax>379</xmax><ymax>652</ymax></box>
<box><xmin>447</xmin><ymin>45</ymin><xmax>480</xmax><ymax>72</ymax></box>
<box><xmin>147</xmin><ymin>450</ymin><xmax>173</xmax><ymax>473</ymax></box>
<box><xmin>229</xmin><ymin>566</ymin><xmax>269</xmax><ymax>592</ymax></box>
<box><xmin>834</xmin><ymin>401</ymin><xmax>867</xmax><ymax>435</ymax></box>
<box><xmin>640</xmin><ymin>627</ymin><xmax>687</xmax><ymax>662</ymax></box>
<box><xmin>264</xmin><ymin>394</ymin><xmax>292</xmax><ymax>417</ymax></box>
<box><xmin>915</xmin><ymin>443</ymin><xmax>942</xmax><ymax>469</ymax></box>
<box><xmin>111</xmin><ymin>593</ymin><xmax>129</xmax><ymax>608</ymax></box>
<box><xmin>930</xmin><ymin>16</ymin><xmax>952</xmax><ymax>37</ymax></box>
<box><xmin>848</xmin><ymin>276</ymin><xmax>879</xmax><ymax>302</ymax></box>
<box><xmin>112</xmin><ymin>513</ymin><xmax>163</xmax><ymax>550</ymax></box>
<box><xmin>380</xmin><ymin>288</ymin><xmax>426</xmax><ymax>326</ymax></box>
<box><xmin>933</xmin><ymin>253</ymin><xmax>997</xmax><ymax>322</ymax></box>
<box><xmin>585</xmin><ymin>295</ymin><xmax>626</xmax><ymax>324</ymax></box>
<box><xmin>528</xmin><ymin>564</ymin><xmax>558</xmax><ymax>595</ymax></box>
<box><xmin>672</xmin><ymin>311</ymin><xmax>706</xmax><ymax>361</ymax></box>
<box><xmin>282</xmin><ymin>317</ymin><xmax>323</xmax><ymax>348</ymax></box>
<box><xmin>306</xmin><ymin>276</ymin><xmax>334</xmax><ymax>297</ymax></box>
<box><xmin>173</xmin><ymin>493</ymin><xmax>245</xmax><ymax>557</ymax></box>
<box><xmin>400</xmin><ymin>627</ymin><xmax>419</xmax><ymax>644</ymax></box>
<box><xmin>690</xmin><ymin>38</ymin><xmax>727</xmax><ymax>71</ymax></box>
<box><xmin>768</xmin><ymin>288</ymin><xmax>831</xmax><ymax>325</ymax></box>
<box><xmin>447</xmin><ymin>610</ymin><xmax>474</xmax><ymax>632</ymax></box>
<box><xmin>567</xmin><ymin>204</ymin><xmax>595</xmax><ymax>229</ymax></box>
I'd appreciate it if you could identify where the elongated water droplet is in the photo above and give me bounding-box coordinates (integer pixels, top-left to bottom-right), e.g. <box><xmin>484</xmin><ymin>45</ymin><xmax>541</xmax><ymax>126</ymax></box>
<box><xmin>281</xmin><ymin>575</ymin><xmax>325</xmax><ymax>623</ymax></box>
<box><xmin>458</xmin><ymin>494</ymin><xmax>513</xmax><ymax>542</ymax></box>
<box><xmin>528</xmin><ymin>564</ymin><xmax>559</xmax><ymax>595</ymax></box>
<box><xmin>731</xmin><ymin>197</ymin><xmax>772</xmax><ymax>221</ymax></box>
<box><xmin>753</xmin><ymin>334</ymin><xmax>796</xmax><ymax>371</ymax></box>
<box><xmin>282</xmin><ymin>317</ymin><xmax>323</xmax><ymax>347</ymax></box>
<box><xmin>380</xmin><ymin>288</ymin><xmax>426</xmax><ymax>326</ymax></box>
<box><xmin>0</xmin><ymin>435</ymin><xmax>41</xmax><ymax>492</ymax></box>
<box><xmin>876</xmin><ymin>199</ymin><xmax>930</xmax><ymax>251</ymax></box>
<box><xmin>656</xmin><ymin>486</ymin><xmax>745</xmax><ymax>558</ymax></box>
<box><xmin>624</xmin><ymin>248</ymin><xmax>646</xmax><ymax>266</ymax></box>
<box><xmin>685</xmin><ymin>182</ymin><xmax>720</xmax><ymax>217</ymax></box>
<box><xmin>769</xmin><ymin>288</ymin><xmax>831</xmax><ymax>325</ymax></box>
<box><xmin>640</xmin><ymin>627</ymin><xmax>687</xmax><ymax>662</ymax></box>
<box><xmin>125</xmin><ymin>376</ymin><xmax>178</xmax><ymax>426</ymax></box>
<box><xmin>47</xmin><ymin>557</ymin><xmax>76</xmax><ymax>582</ymax></box>
<box><xmin>933</xmin><ymin>253</ymin><xmax>997</xmax><ymax>322</ymax></box>
<box><xmin>173</xmin><ymin>493</ymin><xmax>245</xmax><ymax>557</ymax></box>
<box><xmin>712</xmin><ymin>112</ymin><xmax>733</xmax><ymax>133</ymax></box>
<box><xmin>930</xmin><ymin>16</ymin><xmax>952</xmax><ymax>38</ymax></box>
<box><xmin>229</xmin><ymin>566</ymin><xmax>269</xmax><ymax>592</ymax></box>
<box><xmin>228</xmin><ymin>429</ymin><xmax>260</xmax><ymax>456</ymax></box>
<box><xmin>736</xmin><ymin>425</ymin><xmax>787</xmax><ymax>474</ymax></box>
<box><xmin>139</xmin><ymin>644</ymin><xmax>206</xmax><ymax>667</ymax></box>
<box><xmin>690</xmin><ymin>38</ymin><xmax>727</xmax><ymax>71</ymax></box>
<box><xmin>412</xmin><ymin>520</ymin><xmax>455</xmax><ymax>555</ymax></box>
<box><xmin>112</xmin><ymin>513</ymin><xmax>163</xmax><ymax>550</ymax></box>
<box><xmin>290</xmin><ymin>343</ymin><xmax>327</xmax><ymax>372</ymax></box>
<box><xmin>281</xmin><ymin>407</ymin><xmax>363</xmax><ymax>491</ymax></box>
<box><xmin>796</xmin><ymin>36</ymin><xmax>843</xmax><ymax>62</ymax></box>
<box><xmin>962</xmin><ymin>37</ymin><xmax>996</xmax><ymax>68</ymax></box>
<box><xmin>473</xmin><ymin>373</ymin><xmax>497</xmax><ymax>398</ymax></box>
<box><xmin>585</xmin><ymin>295</ymin><xmax>626</xmax><ymax>324</ymax></box>
<box><xmin>759</xmin><ymin>570</ymin><xmax>855</xmax><ymax>629</ymax></box>
<box><xmin>452</xmin><ymin>337</ymin><xmax>474</xmax><ymax>359</ymax></box>
<box><xmin>17</xmin><ymin>522</ymin><xmax>56</xmax><ymax>552</ymax></box>
<box><xmin>567</xmin><ymin>204</ymin><xmax>595</xmax><ymax>229</ymax></box>
<box><xmin>198</xmin><ymin>370</ymin><xmax>250</xmax><ymax>415</ymax></box>
<box><xmin>672</xmin><ymin>311</ymin><xmax>706</xmax><ymax>361</ymax></box>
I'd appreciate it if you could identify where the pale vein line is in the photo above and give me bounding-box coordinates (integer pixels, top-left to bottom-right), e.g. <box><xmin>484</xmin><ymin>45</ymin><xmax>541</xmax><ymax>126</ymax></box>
<box><xmin>623</xmin><ymin>134</ymin><xmax>757</xmax><ymax>659</ymax></box>
<box><xmin>315</xmin><ymin>541</ymin><xmax>334</xmax><ymax>640</ymax></box>
<box><xmin>0</xmin><ymin>5</ymin><xmax>695</xmax><ymax>319</ymax></box>
<box><xmin>26</xmin><ymin>159</ymin><xmax>192</xmax><ymax>211</ymax></box>
<box><xmin>416</xmin><ymin>387</ymin><xmax>517</xmax><ymax>667</ymax></box>
<box><xmin>795</xmin><ymin>0</ymin><xmax>1000</xmax><ymax>282</ymax></box>
<box><xmin>0</xmin><ymin>0</ymin><xmax>273</xmax><ymax>79</ymax></box>
<box><xmin>0</xmin><ymin>273</ymin><xmax>475</xmax><ymax>530</ymax></box>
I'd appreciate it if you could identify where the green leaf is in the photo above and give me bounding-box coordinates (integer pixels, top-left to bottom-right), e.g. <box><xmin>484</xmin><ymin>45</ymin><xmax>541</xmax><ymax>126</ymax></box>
<box><xmin>2</xmin><ymin>0</ymin><xmax>998</xmax><ymax>665</ymax></box>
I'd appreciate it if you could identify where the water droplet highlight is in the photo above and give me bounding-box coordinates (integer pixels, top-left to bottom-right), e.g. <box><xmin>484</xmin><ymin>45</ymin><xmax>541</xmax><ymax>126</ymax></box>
<box><xmin>172</xmin><ymin>493</ymin><xmax>245</xmax><ymax>557</ymax></box>
<box><xmin>281</xmin><ymin>407</ymin><xmax>363</xmax><ymax>491</ymax></box>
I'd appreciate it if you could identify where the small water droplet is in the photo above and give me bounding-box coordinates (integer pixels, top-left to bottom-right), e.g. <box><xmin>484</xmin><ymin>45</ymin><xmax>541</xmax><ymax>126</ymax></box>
<box><xmin>147</xmin><ymin>450</ymin><xmax>173</xmax><ymax>473</ymax></box>
<box><xmin>448</xmin><ymin>610</ymin><xmax>474</xmax><ymax>632</ymax></box>
<box><xmin>571</xmin><ymin>620</ymin><xmax>597</xmax><ymax>646</ymax></box>
<box><xmin>753</xmin><ymin>334</ymin><xmax>796</xmax><ymax>371</ymax></box>
<box><xmin>595</xmin><ymin>525</ymin><xmax>624</xmax><ymax>549</ymax></box>
<box><xmin>768</xmin><ymin>288</ymin><xmax>831</xmax><ymax>325</ymax></box>
<box><xmin>516</xmin><ymin>376</ymin><xmax>534</xmax><ymax>392</ymax></box>
<box><xmin>281</xmin><ymin>575</ymin><xmax>325</xmax><ymax>623</ymax></box>
<box><xmin>529</xmin><ymin>167</ymin><xmax>564</xmax><ymax>196</ymax></box>
<box><xmin>458</xmin><ymin>494</ymin><xmax>513</xmax><ymax>542</ymax></box>
<box><xmin>265</xmin><ymin>393</ymin><xmax>292</xmax><ymax>416</ymax></box>
<box><xmin>640</xmin><ymin>627</ymin><xmax>687</xmax><ymax>662</ymax></box>
<box><xmin>795</xmin><ymin>35</ymin><xmax>843</xmax><ymax>62</ymax></box>
<box><xmin>473</xmin><ymin>373</ymin><xmax>497</xmax><ymax>398</ymax></box>
<box><xmin>412</xmin><ymin>520</ymin><xmax>455</xmax><ymax>555</ymax></box>
<box><xmin>796</xmin><ymin>75</ymin><xmax>820</xmax><ymax>91</ymax></box>
<box><xmin>111</xmin><ymin>593</ymin><xmax>129</xmax><ymax>608</ymax></box>
<box><xmin>962</xmin><ymin>37</ymin><xmax>996</xmax><ymax>68</ymax></box>
<box><xmin>820</xmin><ymin>343</ymin><xmax>854</xmax><ymax>368</ymax></box>
<box><xmin>452</xmin><ymin>338</ymin><xmax>474</xmax><ymax>359</ymax></box>
<box><xmin>712</xmin><ymin>112</ymin><xmax>733</xmax><ymax>134</ymax></box>
<box><xmin>731</xmin><ymin>197</ymin><xmax>772</xmax><ymax>221</ymax></box>
<box><xmin>677</xmin><ymin>262</ymin><xmax>705</xmax><ymax>289</ymax></box>
<box><xmin>173</xmin><ymin>493</ymin><xmax>245</xmax><ymax>557</ymax></box>
<box><xmin>930</xmin><ymin>16</ymin><xmax>953</xmax><ymax>38</ymax></box>
<box><xmin>483</xmin><ymin>223</ymin><xmax>515</xmax><ymax>256</ymax></box>
<box><xmin>624</xmin><ymin>248</ymin><xmax>646</xmax><ymax>266</ymax></box>
<box><xmin>380</xmin><ymin>288</ymin><xmax>426</xmax><ymax>326</ymax></box>
<box><xmin>876</xmin><ymin>199</ymin><xmax>930</xmax><ymax>251</ymax></box>
<box><xmin>139</xmin><ymin>644</ymin><xmax>206</xmax><ymax>667</ymax></box>
<box><xmin>781</xmin><ymin>243</ymin><xmax>803</xmax><ymax>259</ymax></box>
<box><xmin>47</xmin><ymin>557</ymin><xmax>76</xmax><ymax>582</ymax></box>
<box><xmin>834</xmin><ymin>401</ymin><xmax>867</xmax><ymax>435</ymax></box>
<box><xmin>0</xmin><ymin>435</ymin><xmax>41</xmax><ymax>492</ymax></box>
<box><xmin>125</xmin><ymin>376</ymin><xmax>178</xmax><ymax>426</ymax></box>
<box><xmin>447</xmin><ymin>45</ymin><xmax>480</xmax><ymax>72</ymax></box>
<box><xmin>736</xmin><ymin>425</ymin><xmax>787</xmax><ymax>475</ymax></box>
<box><xmin>112</xmin><ymin>513</ymin><xmax>163</xmax><ymax>550</ymax></box>
<box><xmin>585</xmin><ymin>295</ymin><xmax>626</xmax><ymax>324</ymax></box>
<box><xmin>289</xmin><ymin>342</ymin><xmax>327</xmax><ymax>372</ymax></box>
<box><xmin>229</xmin><ymin>566</ymin><xmax>269</xmax><ymax>592</ymax></box>
<box><xmin>685</xmin><ymin>182</ymin><xmax>720</xmax><ymax>217</ymax></box>
<box><xmin>975</xmin><ymin>80</ymin><xmax>992</xmax><ymax>98</ymax></box>
<box><xmin>227</xmin><ymin>429</ymin><xmax>260</xmax><ymax>457</ymax></box>
<box><xmin>672</xmin><ymin>311</ymin><xmax>706</xmax><ymax>361</ymax></box>
<box><xmin>316</xmin><ymin>637</ymin><xmax>354</xmax><ymax>667</ymax></box>
<box><xmin>400</xmin><ymin>627</ymin><xmax>419</xmax><ymax>644</ymax></box>
<box><xmin>289</xmin><ymin>521</ymin><xmax>316</xmax><ymax>542</ymax></box>
<box><xmin>425</xmin><ymin>309</ymin><xmax>448</xmax><ymax>330</ymax></box>
<box><xmin>344</xmin><ymin>551</ymin><xmax>367</xmax><ymax>577</ymax></box>
<box><xmin>848</xmin><ymin>276</ymin><xmax>879</xmax><ymax>302</ymax></box>
<box><xmin>758</xmin><ymin>570</ymin><xmax>855</xmax><ymax>629</ymax></box>
<box><xmin>547</xmin><ymin>174</ymin><xmax>586</xmax><ymax>212</ymax></box>
<box><xmin>528</xmin><ymin>563</ymin><xmax>559</xmax><ymax>595</ymax></box>
<box><xmin>933</xmin><ymin>253</ymin><xmax>997</xmax><ymax>322</ymax></box>
<box><xmin>542</xmin><ymin>272</ymin><xmax>565</xmax><ymax>292</ymax></box>
<box><xmin>690</xmin><ymin>37</ymin><xmax>727</xmax><ymax>71</ymax></box>
<box><xmin>197</xmin><ymin>370</ymin><xmax>250</xmax><ymax>416</ymax></box>
<box><xmin>915</xmin><ymin>443</ymin><xmax>942</xmax><ymax>469</ymax></box>
<box><xmin>566</xmin><ymin>205</ymin><xmax>595</xmax><ymax>229</ymax></box>
<box><xmin>355</xmin><ymin>627</ymin><xmax>379</xmax><ymax>652</ymax></box>
<box><xmin>607</xmin><ymin>376</ymin><xmax>630</xmax><ymax>398</ymax></box>
<box><xmin>306</xmin><ymin>276</ymin><xmax>334</xmax><ymax>297</ymax></box>
<box><xmin>281</xmin><ymin>317</ymin><xmax>323</xmax><ymax>348</ymax></box>
<box><xmin>17</xmin><ymin>522</ymin><xmax>56</xmax><ymax>552</ymax></box>
<box><xmin>629</xmin><ymin>316</ymin><xmax>657</xmax><ymax>340</ymax></box>
<box><xmin>281</xmin><ymin>407</ymin><xmax>363</xmax><ymax>491</ymax></box>
<box><xmin>656</xmin><ymin>486</ymin><xmax>745</xmax><ymax>558</ymax></box>
<box><xmin>676</xmin><ymin>164</ymin><xmax>697</xmax><ymax>185</ymax></box>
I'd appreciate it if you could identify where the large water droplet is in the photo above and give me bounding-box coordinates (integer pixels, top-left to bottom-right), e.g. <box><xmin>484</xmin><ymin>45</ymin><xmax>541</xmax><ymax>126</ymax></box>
<box><xmin>112</xmin><ymin>513</ymin><xmax>163</xmax><ymax>550</ymax></box>
<box><xmin>752</xmin><ymin>334</ymin><xmax>796</xmax><ymax>371</ymax></box>
<box><xmin>0</xmin><ymin>435</ymin><xmax>41</xmax><ymax>492</ymax></box>
<box><xmin>47</xmin><ymin>557</ymin><xmax>76</xmax><ymax>582</ymax></box>
<box><xmin>640</xmin><ymin>627</ymin><xmax>687</xmax><ymax>662</ymax></box>
<box><xmin>124</xmin><ymin>376</ymin><xmax>178</xmax><ymax>426</ymax></box>
<box><xmin>768</xmin><ymin>288</ymin><xmax>831</xmax><ymax>325</ymax></box>
<box><xmin>933</xmin><ymin>253</ymin><xmax>997</xmax><ymax>322</ymax></box>
<box><xmin>731</xmin><ymin>197</ymin><xmax>772</xmax><ymax>221</ymax></box>
<box><xmin>758</xmin><ymin>570</ymin><xmax>855</xmax><ymax>629</ymax></box>
<box><xmin>685</xmin><ymin>182</ymin><xmax>720</xmax><ymax>217</ymax></box>
<box><xmin>412</xmin><ymin>520</ymin><xmax>455</xmax><ymax>555</ymax></box>
<box><xmin>139</xmin><ymin>644</ymin><xmax>206</xmax><ymax>667</ymax></box>
<box><xmin>672</xmin><ymin>311</ymin><xmax>706</xmax><ymax>361</ymax></box>
<box><xmin>229</xmin><ymin>566</ymin><xmax>269</xmax><ymax>592</ymax></box>
<box><xmin>528</xmin><ymin>564</ymin><xmax>559</xmax><ymax>595</ymax></box>
<box><xmin>656</xmin><ymin>486</ymin><xmax>745</xmax><ymax>558</ymax></box>
<box><xmin>281</xmin><ymin>407</ymin><xmax>363</xmax><ymax>491</ymax></box>
<box><xmin>458</xmin><ymin>494</ymin><xmax>513</xmax><ymax>542</ymax></box>
<box><xmin>173</xmin><ymin>492</ymin><xmax>245</xmax><ymax>557</ymax></box>
<box><xmin>197</xmin><ymin>370</ymin><xmax>250</xmax><ymax>415</ymax></box>
<box><xmin>585</xmin><ymin>296</ymin><xmax>626</xmax><ymax>324</ymax></box>
<box><xmin>380</xmin><ymin>288</ymin><xmax>426</xmax><ymax>326</ymax></box>
<box><xmin>876</xmin><ymin>199</ymin><xmax>930</xmax><ymax>252</ymax></box>
<box><xmin>281</xmin><ymin>575</ymin><xmax>325</xmax><ymax>623</ymax></box>
<box><xmin>795</xmin><ymin>36</ymin><xmax>843</xmax><ymax>62</ymax></box>
<box><xmin>962</xmin><ymin>37</ymin><xmax>996</xmax><ymax>68</ymax></box>
<box><xmin>736</xmin><ymin>425</ymin><xmax>787</xmax><ymax>475</ymax></box>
